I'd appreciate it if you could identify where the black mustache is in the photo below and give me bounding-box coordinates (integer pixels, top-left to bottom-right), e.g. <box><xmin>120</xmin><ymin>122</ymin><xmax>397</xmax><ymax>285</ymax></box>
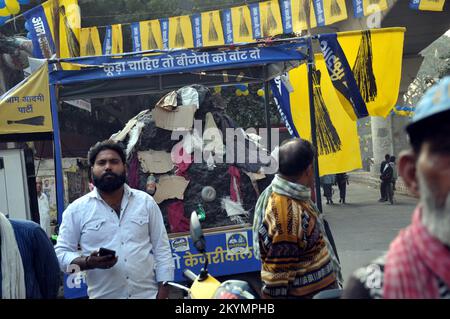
<box><xmin>101</xmin><ymin>172</ymin><xmax>119</xmax><ymax>178</ymax></box>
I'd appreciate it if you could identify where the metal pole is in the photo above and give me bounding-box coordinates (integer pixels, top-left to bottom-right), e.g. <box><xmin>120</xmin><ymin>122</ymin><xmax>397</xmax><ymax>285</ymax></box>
<box><xmin>50</xmin><ymin>85</ymin><xmax>65</xmax><ymax>224</ymax></box>
<box><xmin>306</xmin><ymin>41</ymin><xmax>323</xmax><ymax>213</ymax></box>
<box><xmin>264</xmin><ymin>74</ymin><xmax>272</xmax><ymax>152</ymax></box>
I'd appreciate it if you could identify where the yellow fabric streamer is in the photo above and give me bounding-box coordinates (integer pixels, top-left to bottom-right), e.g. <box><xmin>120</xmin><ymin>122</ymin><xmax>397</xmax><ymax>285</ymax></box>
<box><xmin>288</xmin><ymin>55</ymin><xmax>362</xmax><ymax>176</ymax></box>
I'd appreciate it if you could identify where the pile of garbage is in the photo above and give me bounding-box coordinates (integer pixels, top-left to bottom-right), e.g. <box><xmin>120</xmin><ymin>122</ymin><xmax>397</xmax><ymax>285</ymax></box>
<box><xmin>112</xmin><ymin>84</ymin><xmax>274</xmax><ymax>233</ymax></box>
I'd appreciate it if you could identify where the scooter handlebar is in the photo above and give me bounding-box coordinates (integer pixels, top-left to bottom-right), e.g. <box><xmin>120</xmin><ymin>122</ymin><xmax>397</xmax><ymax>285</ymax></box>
<box><xmin>183</xmin><ymin>269</ymin><xmax>197</xmax><ymax>282</ymax></box>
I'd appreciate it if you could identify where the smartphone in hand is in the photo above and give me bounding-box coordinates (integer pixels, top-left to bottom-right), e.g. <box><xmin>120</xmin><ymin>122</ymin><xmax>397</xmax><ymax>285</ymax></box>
<box><xmin>98</xmin><ymin>247</ymin><xmax>116</xmax><ymax>257</ymax></box>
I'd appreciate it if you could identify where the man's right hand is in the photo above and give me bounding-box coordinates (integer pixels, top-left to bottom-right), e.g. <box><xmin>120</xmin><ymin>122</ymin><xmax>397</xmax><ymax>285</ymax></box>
<box><xmin>71</xmin><ymin>251</ymin><xmax>118</xmax><ymax>271</ymax></box>
<box><xmin>85</xmin><ymin>251</ymin><xmax>118</xmax><ymax>270</ymax></box>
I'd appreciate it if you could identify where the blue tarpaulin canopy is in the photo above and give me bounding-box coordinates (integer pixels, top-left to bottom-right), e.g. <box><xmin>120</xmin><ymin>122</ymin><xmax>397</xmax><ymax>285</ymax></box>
<box><xmin>48</xmin><ymin>40</ymin><xmax>309</xmax><ymax>100</ymax></box>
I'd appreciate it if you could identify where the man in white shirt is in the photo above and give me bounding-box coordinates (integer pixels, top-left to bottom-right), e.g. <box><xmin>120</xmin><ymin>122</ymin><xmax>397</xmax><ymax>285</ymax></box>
<box><xmin>36</xmin><ymin>177</ymin><xmax>51</xmax><ymax>238</ymax></box>
<box><xmin>55</xmin><ymin>140</ymin><xmax>175</xmax><ymax>299</ymax></box>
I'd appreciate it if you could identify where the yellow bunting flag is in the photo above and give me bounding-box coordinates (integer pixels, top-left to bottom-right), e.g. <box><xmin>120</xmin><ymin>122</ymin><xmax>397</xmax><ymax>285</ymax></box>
<box><xmin>169</xmin><ymin>15</ymin><xmax>194</xmax><ymax>49</ymax></box>
<box><xmin>323</xmin><ymin>0</ymin><xmax>348</xmax><ymax>25</ymax></box>
<box><xmin>231</xmin><ymin>5</ymin><xmax>253</xmax><ymax>43</ymax></box>
<box><xmin>260</xmin><ymin>0</ymin><xmax>283</xmax><ymax>37</ymax></box>
<box><xmin>0</xmin><ymin>62</ymin><xmax>52</xmax><ymax>135</ymax></box>
<box><xmin>140</xmin><ymin>19</ymin><xmax>163</xmax><ymax>50</ymax></box>
<box><xmin>111</xmin><ymin>24</ymin><xmax>123</xmax><ymax>54</ymax></box>
<box><xmin>80</xmin><ymin>27</ymin><xmax>102</xmax><ymax>56</ymax></box>
<box><xmin>288</xmin><ymin>55</ymin><xmax>362</xmax><ymax>175</ymax></box>
<box><xmin>324</xmin><ymin>27</ymin><xmax>405</xmax><ymax>119</ymax></box>
<box><xmin>291</xmin><ymin>0</ymin><xmax>317</xmax><ymax>32</ymax></box>
<box><xmin>413</xmin><ymin>0</ymin><xmax>446</xmax><ymax>11</ymax></box>
<box><xmin>59</xmin><ymin>0</ymin><xmax>80</xmax><ymax>58</ymax></box>
<box><xmin>201</xmin><ymin>10</ymin><xmax>225</xmax><ymax>47</ymax></box>
<box><xmin>363</xmin><ymin>0</ymin><xmax>388</xmax><ymax>16</ymax></box>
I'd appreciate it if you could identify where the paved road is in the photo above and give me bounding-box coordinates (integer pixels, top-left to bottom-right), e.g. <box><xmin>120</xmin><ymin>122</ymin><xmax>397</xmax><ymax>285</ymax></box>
<box><xmin>322</xmin><ymin>182</ymin><xmax>418</xmax><ymax>283</ymax></box>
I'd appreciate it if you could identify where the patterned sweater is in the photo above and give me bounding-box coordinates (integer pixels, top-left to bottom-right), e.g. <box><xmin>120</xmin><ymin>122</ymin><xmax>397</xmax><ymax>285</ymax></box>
<box><xmin>259</xmin><ymin>192</ymin><xmax>337</xmax><ymax>298</ymax></box>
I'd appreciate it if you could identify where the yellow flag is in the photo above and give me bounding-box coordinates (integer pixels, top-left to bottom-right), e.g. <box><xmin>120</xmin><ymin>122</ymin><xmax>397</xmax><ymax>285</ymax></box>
<box><xmin>0</xmin><ymin>63</ymin><xmax>52</xmax><ymax>135</ymax></box>
<box><xmin>330</xmin><ymin>27</ymin><xmax>405</xmax><ymax>118</ymax></box>
<box><xmin>363</xmin><ymin>0</ymin><xmax>388</xmax><ymax>16</ymax></box>
<box><xmin>80</xmin><ymin>27</ymin><xmax>102</xmax><ymax>56</ymax></box>
<box><xmin>59</xmin><ymin>0</ymin><xmax>80</xmax><ymax>58</ymax></box>
<box><xmin>323</xmin><ymin>0</ymin><xmax>348</xmax><ymax>25</ymax></box>
<box><xmin>201</xmin><ymin>10</ymin><xmax>225</xmax><ymax>47</ymax></box>
<box><xmin>260</xmin><ymin>0</ymin><xmax>283</xmax><ymax>37</ymax></box>
<box><xmin>111</xmin><ymin>24</ymin><xmax>123</xmax><ymax>54</ymax></box>
<box><xmin>417</xmin><ymin>0</ymin><xmax>446</xmax><ymax>11</ymax></box>
<box><xmin>169</xmin><ymin>15</ymin><xmax>194</xmax><ymax>49</ymax></box>
<box><xmin>291</xmin><ymin>0</ymin><xmax>317</xmax><ymax>32</ymax></box>
<box><xmin>231</xmin><ymin>5</ymin><xmax>253</xmax><ymax>43</ymax></box>
<box><xmin>288</xmin><ymin>55</ymin><xmax>362</xmax><ymax>175</ymax></box>
<box><xmin>140</xmin><ymin>19</ymin><xmax>163</xmax><ymax>50</ymax></box>
<box><xmin>42</xmin><ymin>0</ymin><xmax>56</xmax><ymax>44</ymax></box>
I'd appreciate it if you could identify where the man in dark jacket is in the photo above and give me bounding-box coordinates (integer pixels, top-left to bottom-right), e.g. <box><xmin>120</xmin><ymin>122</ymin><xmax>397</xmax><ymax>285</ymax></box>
<box><xmin>379</xmin><ymin>154</ymin><xmax>391</xmax><ymax>202</ymax></box>
<box><xmin>0</xmin><ymin>212</ymin><xmax>60</xmax><ymax>299</ymax></box>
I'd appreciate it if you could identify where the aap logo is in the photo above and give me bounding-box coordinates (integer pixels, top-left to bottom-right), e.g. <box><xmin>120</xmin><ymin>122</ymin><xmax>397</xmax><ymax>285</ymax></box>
<box><xmin>227</xmin><ymin>233</ymin><xmax>248</xmax><ymax>254</ymax></box>
<box><xmin>171</xmin><ymin>237</ymin><xmax>189</xmax><ymax>252</ymax></box>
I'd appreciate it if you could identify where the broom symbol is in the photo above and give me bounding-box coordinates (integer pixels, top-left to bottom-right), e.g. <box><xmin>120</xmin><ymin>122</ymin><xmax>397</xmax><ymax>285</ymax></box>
<box><xmin>298</xmin><ymin>0</ymin><xmax>306</xmax><ymax>24</ymax></box>
<box><xmin>85</xmin><ymin>29</ymin><xmax>96</xmax><ymax>56</ymax></box>
<box><xmin>60</xmin><ymin>5</ymin><xmax>80</xmax><ymax>57</ymax></box>
<box><xmin>7</xmin><ymin>116</ymin><xmax>45</xmax><ymax>126</ymax></box>
<box><xmin>174</xmin><ymin>17</ymin><xmax>185</xmax><ymax>47</ymax></box>
<box><xmin>263</xmin><ymin>2</ymin><xmax>278</xmax><ymax>37</ymax></box>
<box><xmin>330</xmin><ymin>0</ymin><xmax>342</xmax><ymax>17</ymax></box>
<box><xmin>147</xmin><ymin>22</ymin><xmax>158</xmax><ymax>49</ymax></box>
<box><xmin>115</xmin><ymin>35</ymin><xmax>121</xmax><ymax>54</ymax></box>
<box><xmin>312</xmin><ymin>69</ymin><xmax>342</xmax><ymax>156</ymax></box>
<box><xmin>208</xmin><ymin>12</ymin><xmax>219</xmax><ymax>42</ymax></box>
<box><xmin>352</xmin><ymin>30</ymin><xmax>378</xmax><ymax>103</ymax></box>
<box><xmin>238</xmin><ymin>7</ymin><xmax>250</xmax><ymax>37</ymax></box>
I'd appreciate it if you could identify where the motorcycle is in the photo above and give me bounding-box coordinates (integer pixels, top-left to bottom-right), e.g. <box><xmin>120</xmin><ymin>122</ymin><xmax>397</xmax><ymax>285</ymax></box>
<box><xmin>164</xmin><ymin>211</ymin><xmax>258</xmax><ymax>299</ymax></box>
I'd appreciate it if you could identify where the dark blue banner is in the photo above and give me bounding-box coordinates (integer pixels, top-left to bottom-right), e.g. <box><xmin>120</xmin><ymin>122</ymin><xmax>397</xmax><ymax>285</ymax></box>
<box><xmin>249</xmin><ymin>3</ymin><xmax>262</xmax><ymax>39</ymax></box>
<box><xmin>63</xmin><ymin>227</ymin><xmax>260</xmax><ymax>298</ymax></box>
<box><xmin>318</xmin><ymin>33</ymin><xmax>369</xmax><ymax>118</ymax></box>
<box><xmin>280</xmin><ymin>0</ymin><xmax>293</xmax><ymax>34</ymax></box>
<box><xmin>312</xmin><ymin>0</ymin><xmax>326</xmax><ymax>26</ymax></box>
<box><xmin>160</xmin><ymin>18</ymin><xmax>169</xmax><ymax>50</ymax></box>
<box><xmin>50</xmin><ymin>42</ymin><xmax>307</xmax><ymax>86</ymax></box>
<box><xmin>270</xmin><ymin>76</ymin><xmax>300</xmax><ymax>138</ymax></box>
<box><xmin>170</xmin><ymin>228</ymin><xmax>260</xmax><ymax>282</ymax></box>
<box><xmin>23</xmin><ymin>4</ymin><xmax>56</xmax><ymax>59</ymax></box>
<box><xmin>352</xmin><ymin>0</ymin><xmax>364</xmax><ymax>18</ymax></box>
<box><xmin>222</xmin><ymin>9</ymin><xmax>234</xmax><ymax>44</ymax></box>
<box><xmin>131</xmin><ymin>22</ymin><xmax>141</xmax><ymax>52</ymax></box>
<box><xmin>191</xmin><ymin>13</ymin><xmax>203</xmax><ymax>48</ymax></box>
<box><xmin>102</xmin><ymin>26</ymin><xmax>112</xmax><ymax>55</ymax></box>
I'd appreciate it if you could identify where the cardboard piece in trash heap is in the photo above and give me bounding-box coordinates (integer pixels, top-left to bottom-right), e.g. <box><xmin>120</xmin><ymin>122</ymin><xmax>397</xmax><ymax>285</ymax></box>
<box><xmin>152</xmin><ymin>105</ymin><xmax>196</xmax><ymax>131</ymax></box>
<box><xmin>153</xmin><ymin>175</ymin><xmax>190</xmax><ymax>204</ymax></box>
<box><xmin>138</xmin><ymin>150</ymin><xmax>174</xmax><ymax>174</ymax></box>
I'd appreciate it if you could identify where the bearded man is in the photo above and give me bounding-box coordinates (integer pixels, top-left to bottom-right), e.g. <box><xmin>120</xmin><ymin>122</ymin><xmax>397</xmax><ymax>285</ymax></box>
<box><xmin>55</xmin><ymin>140</ymin><xmax>174</xmax><ymax>299</ymax></box>
<box><xmin>342</xmin><ymin>77</ymin><xmax>450</xmax><ymax>299</ymax></box>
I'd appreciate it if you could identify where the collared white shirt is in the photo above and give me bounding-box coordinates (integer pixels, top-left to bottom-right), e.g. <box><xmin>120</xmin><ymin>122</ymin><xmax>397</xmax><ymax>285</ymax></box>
<box><xmin>38</xmin><ymin>192</ymin><xmax>51</xmax><ymax>237</ymax></box>
<box><xmin>55</xmin><ymin>184</ymin><xmax>174</xmax><ymax>299</ymax></box>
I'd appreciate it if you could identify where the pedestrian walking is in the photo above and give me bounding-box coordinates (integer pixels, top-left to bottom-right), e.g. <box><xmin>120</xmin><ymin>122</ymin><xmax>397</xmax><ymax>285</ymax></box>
<box><xmin>321</xmin><ymin>174</ymin><xmax>335</xmax><ymax>204</ymax></box>
<box><xmin>379</xmin><ymin>154</ymin><xmax>390</xmax><ymax>201</ymax></box>
<box><xmin>335</xmin><ymin>173</ymin><xmax>349</xmax><ymax>204</ymax></box>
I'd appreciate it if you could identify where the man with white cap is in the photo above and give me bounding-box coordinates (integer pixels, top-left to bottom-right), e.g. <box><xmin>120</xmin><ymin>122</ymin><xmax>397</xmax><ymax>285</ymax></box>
<box><xmin>342</xmin><ymin>76</ymin><xmax>450</xmax><ymax>299</ymax></box>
